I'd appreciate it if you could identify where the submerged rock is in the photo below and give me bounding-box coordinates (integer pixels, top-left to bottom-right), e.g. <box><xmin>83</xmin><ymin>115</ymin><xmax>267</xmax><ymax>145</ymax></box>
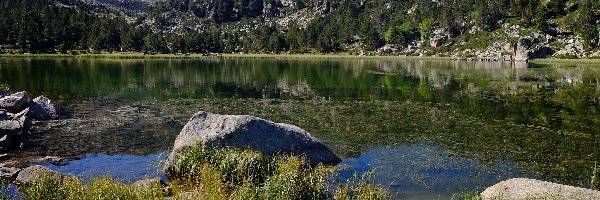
<box><xmin>482</xmin><ymin>178</ymin><xmax>600</xmax><ymax>200</ymax></box>
<box><xmin>0</xmin><ymin>91</ymin><xmax>29</xmax><ymax>113</ymax></box>
<box><xmin>15</xmin><ymin>165</ymin><xmax>64</xmax><ymax>184</ymax></box>
<box><xmin>166</xmin><ymin>111</ymin><xmax>341</xmax><ymax>169</ymax></box>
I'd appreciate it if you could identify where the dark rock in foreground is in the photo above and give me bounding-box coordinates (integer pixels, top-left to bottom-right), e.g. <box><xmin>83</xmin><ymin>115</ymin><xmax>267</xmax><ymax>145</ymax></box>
<box><xmin>482</xmin><ymin>178</ymin><xmax>600</xmax><ymax>200</ymax></box>
<box><xmin>166</xmin><ymin>111</ymin><xmax>341</xmax><ymax>169</ymax></box>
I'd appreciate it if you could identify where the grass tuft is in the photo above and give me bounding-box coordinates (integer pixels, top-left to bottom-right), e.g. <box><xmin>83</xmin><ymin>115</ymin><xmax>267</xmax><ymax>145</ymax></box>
<box><xmin>22</xmin><ymin>174</ymin><xmax>166</xmax><ymax>200</ymax></box>
<box><xmin>23</xmin><ymin>144</ymin><xmax>392</xmax><ymax>200</ymax></box>
<box><xmin>333</xmin><ymin>172</ymin><xmax>391</xmax><ymax>200</ymax></box>
<box><xmin>451</xmin><ymin>191</ymin><xmax>482</xmax><ymax>200</ymax></box>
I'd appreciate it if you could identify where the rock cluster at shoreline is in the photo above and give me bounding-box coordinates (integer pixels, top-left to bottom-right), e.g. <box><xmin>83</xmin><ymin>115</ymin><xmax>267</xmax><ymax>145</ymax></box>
<box><xmin>0</xmin><ymin>90</ymin><xmax>70</xmax><ymax>153</ymax></box>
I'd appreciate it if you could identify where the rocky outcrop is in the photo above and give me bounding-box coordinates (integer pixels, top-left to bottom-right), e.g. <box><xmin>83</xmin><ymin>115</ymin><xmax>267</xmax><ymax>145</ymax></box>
<box><xmin>165</xmin><ymin>111</ymin><xmax>341</xmax><ymax>169</ymax></box>
<box><xmin>513</xmin><ymin>37</ymin><xmax>554</xmax><ymax>62</ymax></box>
<box><xmin>482</xmin><ymin>178</ymin><xmax>600</xmax><ymax>200</ymax></box>
<box><xmin>15</xmin><ymin>165</ymin><xmax>64</xmax><ymax>184</ymax></box>
<box><xmin>0</xmin><ymin>91</ymin><xmax>70</xmax><ymax>153</ymax></box>
<box><xmin>513</xmin><ymin>38</ymin><xmax>530</xmax><ymax>62</ymax></box>
<box><xmin>429</xmin><ymin>29</ymin><xmax>450</xmax><ymax>48</ymax></box>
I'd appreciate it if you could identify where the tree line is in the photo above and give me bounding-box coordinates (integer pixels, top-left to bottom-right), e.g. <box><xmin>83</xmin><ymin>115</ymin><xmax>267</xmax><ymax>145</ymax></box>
<box><xmin>0</xmin><ymin>0</ymin><xmax>598</xmax><ymax>54</ymax></box>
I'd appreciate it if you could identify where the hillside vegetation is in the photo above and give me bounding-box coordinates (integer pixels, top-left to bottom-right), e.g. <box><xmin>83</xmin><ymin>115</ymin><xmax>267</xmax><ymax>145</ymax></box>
<box><xmin>0</xmin><ymin>0</ymin><xmax>598</xmax><ymax>58</ymax></box>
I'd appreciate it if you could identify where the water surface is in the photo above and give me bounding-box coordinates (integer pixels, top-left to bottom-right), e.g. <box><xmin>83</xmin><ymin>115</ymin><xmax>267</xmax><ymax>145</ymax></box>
<box><xmin>1</xmin><ymin>57</ymin><xmax>599</xmax><ymax>198</ymax></box>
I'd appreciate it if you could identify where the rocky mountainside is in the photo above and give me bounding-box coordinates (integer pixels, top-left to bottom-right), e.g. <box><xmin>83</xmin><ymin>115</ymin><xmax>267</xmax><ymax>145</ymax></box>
<box><xmin>0</xmin><ymin>0</ymin><xmax>598</xmax><ymax>60</ymax></box>
<box><xmin>141</xmin><ymin>0</ymin><xmax>600</xmax><ymax>60</ymax></box>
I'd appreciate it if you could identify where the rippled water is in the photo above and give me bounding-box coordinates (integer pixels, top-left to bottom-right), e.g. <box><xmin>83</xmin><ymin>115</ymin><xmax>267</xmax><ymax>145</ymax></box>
<box><xmin>1</xmin><ymin>57</ymin><xmax>599</xmax><ymax>198</ymax></box>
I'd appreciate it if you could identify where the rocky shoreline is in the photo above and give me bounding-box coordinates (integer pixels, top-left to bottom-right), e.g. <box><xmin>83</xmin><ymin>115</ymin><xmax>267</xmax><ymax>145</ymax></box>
<box><xmin>0</xmin><ymin>90</ymin><xmax>70</xmax><ymax>178</ymax></box>
<box><xmin>0</xmin><ymin>90</ymin><xmax>70</xmax><ymax>153</ymax></box>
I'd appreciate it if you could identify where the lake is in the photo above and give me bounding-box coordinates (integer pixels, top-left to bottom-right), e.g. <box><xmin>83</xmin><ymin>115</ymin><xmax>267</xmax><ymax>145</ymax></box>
<box><xmin>1</xmin><ymin>57</ymin><xmax>599</xmax><ymax>199</ymax></box>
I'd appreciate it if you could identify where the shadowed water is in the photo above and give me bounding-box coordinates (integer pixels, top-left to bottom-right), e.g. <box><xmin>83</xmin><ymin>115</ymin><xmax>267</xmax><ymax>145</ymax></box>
<box><xmin>1</xmin><ymin>57</ymin><xmax>599</xmax><ymax>198</ymax></box>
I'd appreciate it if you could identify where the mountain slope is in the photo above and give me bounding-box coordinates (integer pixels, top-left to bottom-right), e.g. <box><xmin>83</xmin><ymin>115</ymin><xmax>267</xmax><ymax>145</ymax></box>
<box><xmin>0</xmin><ymin>0</ymin><xmax>598</xmax><ymax>59</ymax></box>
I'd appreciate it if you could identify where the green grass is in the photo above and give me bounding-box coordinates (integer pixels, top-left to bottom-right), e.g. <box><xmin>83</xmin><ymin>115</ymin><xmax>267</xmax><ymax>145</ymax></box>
<box><xmin>451</xmin><ymin>191</ymin><xmax>482</xmax><ymax>200</ymax></box>
<box><xmin>22</xmin><ymin>175</ymin><xmax>166</xmax><ymax>200</ymax></box>
<box><xmin>22</xmin><ymin>145</ymin><xmax>391</xmax><ymax>200</ymax></box>
<box><xmin>530</xmin><ymin>58</ymin><xmax>600</xmax><ymax>65</ymax></box>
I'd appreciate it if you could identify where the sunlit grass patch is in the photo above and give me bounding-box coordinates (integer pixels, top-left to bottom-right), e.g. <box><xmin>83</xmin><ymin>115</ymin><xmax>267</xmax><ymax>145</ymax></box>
<box><xmin>165</xmin><ymin>144</ymin><xmax>392</xmax><ymax>199</ymax></box>
<box><xmin>332</xmin><ymin>172</ymin><xmax>391</xmax><ymax>200</ymax></box>
<box><xmin>451</xmin><ymin>191</ymin><xmax>482</xmax><ymax>200</ymax></box>
<box><xmin>22</xmin><ymin>175</ymin><xmax>166</xmax><ymax>200</ymax></box>
<box><xmin>23</xmin><ymin>145</ymin><xmax>392</xmax><ymax>200</ymax></box>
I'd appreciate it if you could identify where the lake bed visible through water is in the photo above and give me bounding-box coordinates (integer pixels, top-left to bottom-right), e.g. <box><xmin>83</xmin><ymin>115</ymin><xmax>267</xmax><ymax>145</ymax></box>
<box><xmin>1</xmin><ymin>57</ymin><xmax>599</xmax><ymax>199</ymax></box>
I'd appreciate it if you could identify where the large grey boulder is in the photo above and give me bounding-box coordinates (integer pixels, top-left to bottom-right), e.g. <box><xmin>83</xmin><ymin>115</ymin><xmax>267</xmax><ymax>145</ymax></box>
<box><xmin>15</xmin><ymin>165</ymin><xmax>64</xmax><ymax>185</ymax></box>
<box><xmin>0</xmin><ymin>91</ymin><xmax>29</xmax><ymax>113</ymax></box>
<box><xmin>166</xmin><ymin>111</ymin><xmax>341</xmax><ymax>169</ymax></box>
<box><xmin>482</xmin><ymin>178</ymin><xmax>600</xmax><ymax>200</ymax></box>
<box><xmin>28</xmin><ymin>96</ymin><xmax>70</xmax><ymax>120</ymax></box>
<box><xmin>0</xmin><ymin>109</ymin><xmax>31</xmax><ymax>152</ymax></box>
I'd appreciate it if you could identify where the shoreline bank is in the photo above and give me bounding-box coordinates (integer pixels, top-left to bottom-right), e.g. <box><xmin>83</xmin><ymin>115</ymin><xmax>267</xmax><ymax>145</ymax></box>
<box><xmin>1</xmin><ymin>53</ymin><xmax>599</xmax><ymax>64</ymax></box>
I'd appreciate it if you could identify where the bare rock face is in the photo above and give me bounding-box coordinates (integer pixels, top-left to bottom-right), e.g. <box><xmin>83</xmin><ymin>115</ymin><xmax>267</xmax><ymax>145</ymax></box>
<box><xmin>514</xmin><ymin>38</ymin><xmax>532</xmax><ymax>62</ymax></box>
<box><xmin>481</xmin><ymin>178</ymin><xmax>600</xmax><ymax>200</ymax></box>
<box><xmin>165</xmin><ymin>111</ymin><xmax>341</xmax><ymax>170</ymax></box>
<box><xmin>0</xmin><ymin>91</ymin><xmax>30</xmax><ymax>113</ymax></box>
<box><xmin>15</xmin><ymin>165</ymin><xmax>64</xmax><ymax>185</ymax></box>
